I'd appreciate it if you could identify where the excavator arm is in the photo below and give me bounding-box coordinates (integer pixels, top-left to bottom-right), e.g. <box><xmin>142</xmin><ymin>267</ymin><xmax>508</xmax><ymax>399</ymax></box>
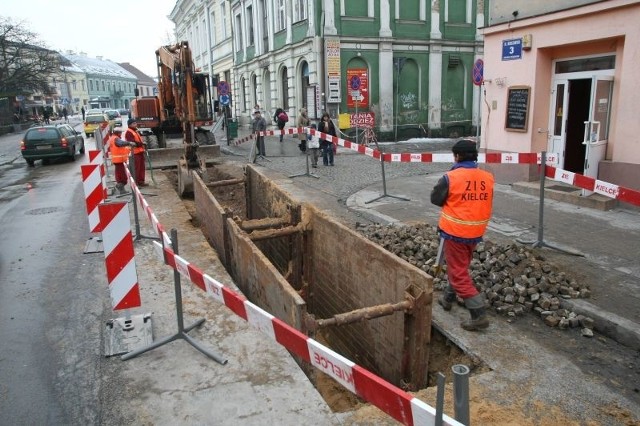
<box><xmin>155</xmin><ymin>41</ymin><xmax>212</xmax><ymax>167</ymax></box>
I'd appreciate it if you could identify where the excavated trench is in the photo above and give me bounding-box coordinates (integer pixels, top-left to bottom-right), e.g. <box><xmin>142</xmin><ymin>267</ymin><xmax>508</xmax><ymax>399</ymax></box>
<box><xmin>167</xmin><ymin>163</ymin><xmax>487</xmax><ymax>414</ymax></box>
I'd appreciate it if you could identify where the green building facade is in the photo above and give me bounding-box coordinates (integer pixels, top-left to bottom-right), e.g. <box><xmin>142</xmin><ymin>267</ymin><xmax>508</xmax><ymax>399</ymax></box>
<box><xmin>231</xmin><ymin>0</ymin><xmax>487</xmax><ymax>139</ymax></box>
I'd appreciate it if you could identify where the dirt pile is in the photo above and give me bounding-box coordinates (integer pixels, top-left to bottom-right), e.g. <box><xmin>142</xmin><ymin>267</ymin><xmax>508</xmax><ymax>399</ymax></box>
<box><xmin>357</xmin><ymin>222</ymin><xmax>596</xmax><ymax>333</ymax></box>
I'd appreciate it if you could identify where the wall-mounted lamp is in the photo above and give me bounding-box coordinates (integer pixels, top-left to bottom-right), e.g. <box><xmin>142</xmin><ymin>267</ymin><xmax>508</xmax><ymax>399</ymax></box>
<box><xmin>522</xmin><ymin>34</ymin><xmax>533</xmax><ymax>51</ymax></box>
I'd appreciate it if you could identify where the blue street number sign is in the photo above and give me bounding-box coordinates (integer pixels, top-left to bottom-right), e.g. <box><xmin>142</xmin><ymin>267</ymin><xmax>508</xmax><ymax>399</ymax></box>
<box><xmin>502</xmin><ymin>38</ymin><xmax>523</xmax><ymax>61</ymax></box>
<box><xmin>472</xmin><ymin>59</ymin><xmax>484</xmax><ymax>86</ymax></box>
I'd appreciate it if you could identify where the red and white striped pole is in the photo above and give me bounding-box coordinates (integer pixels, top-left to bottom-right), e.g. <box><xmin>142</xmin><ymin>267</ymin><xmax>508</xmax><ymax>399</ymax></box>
<box><xmin>81</xmin><ymin>164</ymin><xmax>105</xmax><ymax>233</ymax></box>
<box><xmin>99</xmin><ymin>202</ymin><xmax>141</xmax><ymax>310</ymax></box>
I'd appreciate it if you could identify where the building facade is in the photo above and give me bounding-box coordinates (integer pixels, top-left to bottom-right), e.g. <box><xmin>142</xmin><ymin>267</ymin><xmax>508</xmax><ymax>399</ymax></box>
<box><xmin>230</xmin><ymin>0</ymin><xmax>489</xmax><ymax>136</ymax></box>
<box><xmin>169</xmin><ymin>0</ymin><xmax>489</xmax><ymax>136</ymax></box>
<box><xmin>64</xmin><ymin>53</ymin><xmax>137</xmax><ymax>110</ymax></box>
<box><xmin>170</xmin><ymin>0</ymin><xmax>235</xmax><ymax>120</ymax></box>
<box><xmin>481</xmin><ymin>0</ymin><xmax>639</xmax><ymax>189</ymax></box>
<box><xmin>119</xmin><ymin>62</ymin><xmax>157</xmax><ymax>99</ymax></box>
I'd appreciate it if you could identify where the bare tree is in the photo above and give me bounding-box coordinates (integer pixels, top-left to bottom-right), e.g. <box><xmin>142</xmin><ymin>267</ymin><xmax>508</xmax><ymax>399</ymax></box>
<box><xmin>0</xmin><ymin>16</ymin><xmax>63</xmax><ymax>97</ymax></box>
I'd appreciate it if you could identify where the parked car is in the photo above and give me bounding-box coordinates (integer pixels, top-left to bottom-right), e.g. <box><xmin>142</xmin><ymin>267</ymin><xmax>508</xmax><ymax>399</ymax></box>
<box><xmin>104</xmin><ymin>109</ymin><xmax>122</xmax><ymax>127</ymax></box>
<box><xmin>118</xmin><ymin>108</ymin><xmax>130</xmax><ymax>116</ymax></box>
<box><xmin>20</xmin><ymin>124</ymin><xmax>85</xmax><ymax>166</ymax></box>
<box><xmin>84</xmin><ymin>112</ymin><xmax>109</xmax><ymax>137</ymax></box>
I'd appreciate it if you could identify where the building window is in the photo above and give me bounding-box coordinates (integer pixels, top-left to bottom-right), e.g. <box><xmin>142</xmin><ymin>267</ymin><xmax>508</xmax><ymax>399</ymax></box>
<box><xmin>241</xmin><ymin>77</ymin><xmax>247</xmax><ymax>112</ymax></box>
<box><xmin>345</xmin><ymin>0</ymin><xmax>368</xmax><ymax>17</ymax></box>
<box><xmin>107</xmin><ymin>81</ymin><xmax>111</xmax><ymax>92</ymax></box>
<box><xmin>201</xmin><ymin>18</ymin><xmax>206</xmax><ymax>53</ymax></box>
<box><xmin>82</xmin><ymin>80</ymin><xmax>85</xmax><ymax>91</ymax></box>
<box><xmin>261</xmin><ymin>0</ymin><xmax>268</xmax><ymax>46</ymax></box>
<box><xmin>221</xmin><ymin>3</ymin><xmax>227</xmax><ymax>39</ymax></box>
<box><xmin>72</xmin><ymin>80</ymin><xmax>77</xmax><ymax>90</ymax></box>
<box><xmin>294</xmin><ymin>0</ymin><xmax>307</xmax><ymax>22</ymax></box>
<box><xmin>276</xmin><ymin>0</ymin><xmax>285</xmax><ymax>31</ymax></box>
<box><xmin>446</xmin><ymin>0</ymin><xmax>468</xmax><ymax>24</ymax></box>
<box><xmin>89</xmin><ymin>80</ymin><xmax>93</xmax><ymax>91</ymax></box>
<box><xmin>247</xmin><ymin>5</ymin><xmax>254</xmax><ymax>46</ymax></box>
<box><xmin>235</xmin><ymin>13</ymin><xmax>243</xmax><ymax>52</ymax></box>
<box><xmin>101</xmin><ymin>81</ymin><xmax>105</xmax><ymax>91</ymax></box>
<box><xmin>210</xmin><ymin>11</ymin><xmax>216</xmax><ymax>45</ymax></box>
<box><xmin>281</xmin><ymin>67</ymin><xmax>289</xmax><ymax>110</ymax></box>
<box><xmin>399</xmin><ymin>1</ymin><xmax>420</xmax><ymax>20</ymax></box>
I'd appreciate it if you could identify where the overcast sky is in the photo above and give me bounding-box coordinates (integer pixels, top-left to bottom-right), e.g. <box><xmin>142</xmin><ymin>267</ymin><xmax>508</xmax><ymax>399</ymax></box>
<box><xmin>2</xmin><ymin>0</ymin><xmax>177</xmax><ymax>77</ymax></box>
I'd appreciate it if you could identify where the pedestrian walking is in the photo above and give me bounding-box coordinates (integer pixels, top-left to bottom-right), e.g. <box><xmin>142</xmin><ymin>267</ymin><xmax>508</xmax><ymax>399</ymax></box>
<box><xmin>430</xmin><ymin>139</ymin><xmax>495</xmax><ymax>331</ymax></box>
<box><xmin>274</xmin><ymin>107</ymin><xmax>287</xmax><ymax>142</ymax></box>
<box><xmin>318</xmin><ymin>112</ymin><xmax>336</xmax><ymax>166</ymax></box>
<box><xmin>108</xmin><ymin>127</ymin><xmax>136</xmax><ymax>194</ymax></box>
<box><xmin>62</xmin><ymin>107</ymin><xmax>68</xmax><ymax>123</ymax></box>
<box><xmin>307</xmin><ymin>123</ymin><xmax>320</xmax><ymax>168</ymax></box>
<box><xmin>252</xmin><ymin>109</ymin><xmax>267</xmax><ymax>159</ymax></box>
<box><xmin>296</xmin><ymin>108</ymin><xmax>310</xmax><ymax>152</ymax></box>
<box><xmin>81</xmin><ymin>106</ymin><xmax>85</xmax><ymax>121</ymax></box>
<box><xmin>124</xmin><ymin>118</ymin><xmax>147</xmax><ymax>186</ymax></box>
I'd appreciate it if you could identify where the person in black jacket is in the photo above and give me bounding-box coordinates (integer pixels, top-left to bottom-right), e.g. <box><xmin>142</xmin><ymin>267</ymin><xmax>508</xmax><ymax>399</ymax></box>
<box><xmin>318</xmin><ymin>112</ymin><xmax>336</xmax><ymax>166</ymax></box>
<box><xmin>273</xmin><ymin>107</ymin><xmax>287</xmax><ymax>142</ymax></box>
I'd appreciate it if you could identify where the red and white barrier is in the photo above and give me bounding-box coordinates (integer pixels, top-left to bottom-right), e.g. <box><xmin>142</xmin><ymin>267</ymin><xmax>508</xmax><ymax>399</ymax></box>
<box><xmin>151</xmin><ymin>240</ymin><xmax>461</xmax><ymax>426</ymax></box>
<box><xmin>81</xmin><ymin>164</ymin><xmax>105</xmax><ymax>233</ymax></box>
<box><xmin>99</xmin><ymin>202</ymin><xmax>142</xmax><ymax>310</ymax></box>
<box><xmin>546</xmin><ymin>165</ymin><xmax>640</xmax><ymax>207</ymax></box>
<box><xmin>88</xmin><ymin>150</ymin><xmax>108</xmax><ymax>198</ymax></box>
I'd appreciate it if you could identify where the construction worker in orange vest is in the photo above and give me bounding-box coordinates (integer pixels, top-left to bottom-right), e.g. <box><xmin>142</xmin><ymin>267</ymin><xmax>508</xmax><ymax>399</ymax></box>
<box><xmin>431</xmin><ymin>139</ymin><xmax>495</xmax><ymax>331</ymax></box>
<box><xmin>108</xmin><ymin>127</ymin><xmax>136</xmax><ymax>194</ymax></box>
<box><xmin>124</xmin><ymin>118</ymin><xmax>147</xmax><ymax>186</ymax></box>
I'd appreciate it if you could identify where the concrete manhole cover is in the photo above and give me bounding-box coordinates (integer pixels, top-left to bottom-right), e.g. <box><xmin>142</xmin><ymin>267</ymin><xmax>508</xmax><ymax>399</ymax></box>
<box><xmin>26</xmin><ymin>206</ymin><xmax>63</xmax><ymax>215</ymax></box>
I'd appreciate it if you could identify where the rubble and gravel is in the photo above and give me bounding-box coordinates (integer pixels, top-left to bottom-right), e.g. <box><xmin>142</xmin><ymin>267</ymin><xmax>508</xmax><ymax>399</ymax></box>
<box><xmin>356</xmin><ymin>222</ymin><xmax>595</xmax><ymax>331</ymax></box>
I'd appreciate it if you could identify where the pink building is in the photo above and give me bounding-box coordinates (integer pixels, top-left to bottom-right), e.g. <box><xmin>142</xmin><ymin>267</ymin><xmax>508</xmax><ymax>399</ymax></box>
<box><xmin>480</xmin><ymin>0</ymin><xmax>639</xmax><ymax>190</ymax></box>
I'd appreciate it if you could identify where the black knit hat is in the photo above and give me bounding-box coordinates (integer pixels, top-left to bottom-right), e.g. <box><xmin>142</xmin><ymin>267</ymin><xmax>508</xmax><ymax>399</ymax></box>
<box><xmin>452</xmin><ymin>139</ymin><xmax>477</xmax><ymax>154</ymax></box>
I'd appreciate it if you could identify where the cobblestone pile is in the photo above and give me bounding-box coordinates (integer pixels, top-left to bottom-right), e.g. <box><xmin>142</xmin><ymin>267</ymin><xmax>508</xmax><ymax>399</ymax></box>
<box><xmin>357</xmin><ymin>222</ymin><xmax>595</xmax><ymax>334</ymax></box>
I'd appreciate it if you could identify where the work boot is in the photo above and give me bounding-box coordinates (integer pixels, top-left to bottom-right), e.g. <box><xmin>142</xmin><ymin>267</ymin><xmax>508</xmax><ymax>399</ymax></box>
<box><xmin>438</xmin><ymin>286</ymin><xmax>456</xmax><ymax>311</ymax></box>
<box><xmin>116</xmin><ymin>183</ymin><xmax>126</xmax><ymax>195</ymax></box>
<box><xmin>461</xmin><ymin>308</ymin><xmax>490</xmax><ymax>331</ymax></box>
<box><xmin>461</xmin><ymin>294</ymin><xmax>489</xmax><ymax>331</ymax></box>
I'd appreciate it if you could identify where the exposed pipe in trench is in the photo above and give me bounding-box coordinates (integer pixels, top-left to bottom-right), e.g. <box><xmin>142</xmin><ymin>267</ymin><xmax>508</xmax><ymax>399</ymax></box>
<box><xmin>307</xmin><ymin>299</ymin><xmax>414</xmax><ymax>331</ymax></box>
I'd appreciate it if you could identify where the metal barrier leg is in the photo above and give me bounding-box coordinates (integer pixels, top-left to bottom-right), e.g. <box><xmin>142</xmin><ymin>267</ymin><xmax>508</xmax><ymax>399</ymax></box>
<box><xmin>128</xmin><ymin>152</ymin><xmax>159</xmax><ymax>242</ymax></box>
<box><xmin>365</xmin><ymin>154</ymin><xmax>410</xmax><ymax>204</ymax></box>
<box><xmin>516</xmin><ymin>152</ymin><xmax>584</xmax><ymax>257</ymax></box>
<box><xmin>289</xmin><ymin>144</ymin><xmax>319</xmax><ymax>179</ymax></box>
<box><xmin>122</xmin><ymin>229</ymin><xmax>227</xmax><ymax>364</ymax></box>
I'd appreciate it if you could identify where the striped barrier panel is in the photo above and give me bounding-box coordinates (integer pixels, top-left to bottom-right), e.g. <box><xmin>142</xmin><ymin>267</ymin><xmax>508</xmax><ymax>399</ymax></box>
<box><xmin>150</xmin><ymin>239</ymin><xmax>462</xmax><ymax>426</ymax></box>
<box><xmin>99</xmin><ymin>202</ymin><xmax>142</xmax><ymax>310</ymax></box>
<box><xmin>546</xmin><ymin>165</ymin><xmax>640</xmax><ymax>207</ymax></box>
<box><xmin>88</xmin><ymin>150</ymin><xmax>108</xmax><ymax>198</ymax></box>
<box><xmin>81</xmin><ymin>164</ymin><xmax>105</xmax><ymax>233</ymax></box>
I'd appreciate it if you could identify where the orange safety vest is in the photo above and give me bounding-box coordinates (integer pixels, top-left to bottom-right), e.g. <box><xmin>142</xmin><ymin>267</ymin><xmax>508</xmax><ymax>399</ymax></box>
<box><xmin>438</xmin><ymin>167</ymin><xmax>494</xmax><ymax>239</ymax></box>
<box><xmin>125</xmin><ymin>128</ymin><xmax>144</xmax><ymax>154</ymax></box>
<box><xmin>108</xmin><ymin>135</ymin><xmax>130</xmax><ymax>164</ymax></box>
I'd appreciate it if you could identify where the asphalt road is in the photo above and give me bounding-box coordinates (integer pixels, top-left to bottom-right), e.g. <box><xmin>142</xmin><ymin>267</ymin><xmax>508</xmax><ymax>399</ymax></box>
<box><xmin>0</xmin><ymin>132</ymin><xmax>107</xmax><ymax>423</ymax></box>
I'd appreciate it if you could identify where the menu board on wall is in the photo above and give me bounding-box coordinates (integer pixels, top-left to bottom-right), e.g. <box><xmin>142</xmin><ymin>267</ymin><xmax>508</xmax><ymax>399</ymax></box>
<box><xmin>505</xmin><ymin>86</ymin><xmax>531</xmax><ymax>132</ymax></box>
